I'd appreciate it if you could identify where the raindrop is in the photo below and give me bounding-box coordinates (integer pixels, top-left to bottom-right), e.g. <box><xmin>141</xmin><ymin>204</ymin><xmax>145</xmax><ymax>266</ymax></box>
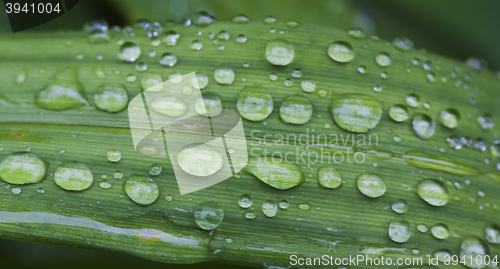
<box><xmin>460</xmin><ymin>237</ymin><xmax>490</xmax><ymax>268</ymax></box>
<box><xmin>195</xmin><ymin>92</ymin><xmax>222</xmax><ymax>117</ymax></box>
<box><xmin>279</xmin><ymin>200</ymin><xmax>289</xmax><ymax>209</ymax></box>
<box><xmin>191</xmin><ymin>40</ymin><xmax>203</xmax><ymax>50</ymax></box>
<box><xmin>99</xmin><ymin>181</ymin><xmax>112</xmax><ymax>189</ymax></box>
<box><xmin>0</xmin><ymin>152</ymin><xmax>46</xmax><ymax>184</ymax></box>
<box><xmin>233</xmin><ymin>14</ymin><xmax>250</xmax><ymax>23</ymax></box>
<box><xmin>393</xmin><ymin>37</ymin><xmax>413</xmax><ymax>52</ymax></box>
<box><xmin>194</xmin><ymin>202</ymin><xmax>224</xmax><ymax>230</ymax></box>
<box><xmin>238</xmin><ymin>195</ymin><xmax>252</xmax><ymax>208</ymax></box>
<box><xmin>145</xmin><ymin>22</ymin><xmax>162</xmax><ymax>38</ymax></box>
<box><xmin>193</xmin><ymin>11</ymin><xmax>216</xmax><ymax>27</ymax></box>
<box><xmin>431</xmin><ymin>223</ymin><xmax>450</xmax><ymax>239</ymax></box>
<box><xmin>236</xmin><ymin>85</ymin><xmax>273</xmax><ymax>121</ymax></box>
<box><xmin>266</xmin><ymin>38</ymin><xmax>294</xmax><ymax>66</ymax></box>
<box><xmin>107</xmin><ymin>149</ymin><xmax>121</xmax><ymax>162</ymax></box>
<box><xmin>214</xmin><ymin>65</ymin><xmax>235</xmax><ymax>85</ymax></box>
<box><xmin>389</xmin><ymin>218</ymin><xmax>411</xmax><ymax>243</ymax></box>
<box><xmin>375</xmin><ymin>52</ymin><xmax>391</xmax><ymax>67</ymax></box>
<box><xmin>477</xmin><ymin>113</ymin><xmax>494</xmax><ymax>130</ymax></box>
<box><xmin>389</xmin><ymin>104</ymin><xmax>409</xmax><ymax>122</ymax></box>
<box><xmin>298</xmin><ymin>203</ymin><xmax>311</xmax><ymax>211</ymax></box>
<box><xmin>163</xmin><ymin>31</ymin><xmax>179</xmax><ymax>46</ymax></box>
<box><xmin>412</xmin><ymin>114</ymin><xmax>435</xmax><ymax>140</ymax></box>
<box><xmin>177</xmin><ymin>144</ymin><xmax>224</xmax><ymax>177</ymax></box>
<box><xmin>150</xmin><ymin>96</ymin><xmax>188</xmax><ymax>117</ymax></box>
<box><xmin>35</xmin><ymin>69</ymin><xmax>89</xmax><ymax>110</ymax></box>
<box><xmin>405</xmin><ymin>93</ymin><xmax>420</xmax><ymax>108</ymax></box>
<box><xmin>330</xmin><ymin>94</ymin><xmax>384</xmax><ymax>133</ymax></box>
<box><xmin>236</xmin><ymin>35</ymin><xmax>247</xmax><ymax>43</ymax></box>
<box><xmin>54</xmin><ymin>162</ymin><xmax>93</xmax><ymax>191</ymax></box>
<box><xmin>94</xmin><ymin>83</ymin><xmax>129</xmax><ymax>113</ymax></box>
<box><xmin>327</xmin><ymin>41</ymin><xmax>355</xmax><ymax>63</ymax></box>
<box><xmin>301</xmin><ymin>80</ymin><xmax>316</xmax><ymax>92</ymax></box>
<box><xmin>149</xmin><ymin>163</ymin><xmax>162</xmax><ymax>176</ymax></box>
<box><xmin>159</xmin><ymin>53</ymin><xmax>178</xmax><ymax>67</ymax></box>
<box><xmin>243</xmin><ymin>157</ymin><xmax>304</xmax><ymax>190</ymax></box>
<box><xmin>391</xmin><ymin>199</ymin><xmax>408</xmax><ymax>214</ymax></box>
<box><xmin>118</xmin><ymin>42</ymin><xmax>141</xmax><ymax>63</ymax></box>
<box><xmin>318</xmin><ymin>167</ymin><xmax>342</xmax><ymax>189</ymax></box>
<box><xmin>244</xmin><ymin>212</ymin><xmax>256</xmax><ymax>219</ymax></box>
<box><xmin>347</xmin><ymin>28</ymin><xmax>365</xmax><ymax>38</ymax></box>
<box><xmin>356</xmin><ymin>173</ymin><xmax>387</xmax><ymax>198</ymax></box>
<box><xmin>416</xmin><ymin>179</ymin><xmax>449</xmax><ymax>206</ymax></box>
<box><xmin>123</xmin><ymin>176</ymin><xmax>159</xmax><ymax>205</ymax></box>
<box><xmin>262</xmin><ymin>200</ymin><xmax>278</xmax><ymax>217</ymax></box>
<box><xmin>279</xmin><ymin>95</ymin><xmax>313</xmax><ymax>124</ymax></box>
<box><xmin>485</xmin><ymin>224</ymin><xmax>500</xmax><ymax>244</ymax></box>
<box><xmin>439</xmin><ymin>109</ymin><xmax>460</xmax><ymax>129</ymax></box>
<box><xmin>264</xmin><ymin>16</ymin><xmax>277</xmax><ymax>23</ymax></box>
<box><xmin>141</xmin><ymin>73</ymin><xmax>162</xmax><ymax>91</ymax></box>
<box><xmin>11</xmin><ymin>187</ymin><xmax>22</xmax><ymax>195</ymax></box>
<box><xmin>417</xmin><ymin>223</ymin><xmax>428</xmax><ymax>233</ymax></box>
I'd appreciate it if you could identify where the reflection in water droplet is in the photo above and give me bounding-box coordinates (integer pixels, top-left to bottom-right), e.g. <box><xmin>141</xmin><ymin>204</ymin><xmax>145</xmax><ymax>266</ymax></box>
<box><xmin>266</xmin><ymin>38</ymin><xmax>294</xmax><ymax>66</ymax></box>
<box><xmin>118</xmin><ymin>42</ymin><xmax>141</xmax><ymax>62</ymax></box>
<box><xmin>431</xmin><ymin>223</ymin><xmax>450</xmax><ymax>239</ymax></box>
<box><xmin>233</xmin><ymin>14</ymin><xmax>249</xmax><ymax>23</ymax></box>
<box><xmin>236</xmin><ymin>85</ymin><xmax>273</xmax><ymax>121</ymax></box>
<box><xmin>238</xmin><ymin>195</ymin><xmax>252</xmax><ymax>208</ymax></box>
<box><xmin>0</xmin><ymin>152</ymin><xmax>46</xmax><ymax>184</ymax></box>
<box><xmin>433</xmin><ymin>249</ymin><xmax>452</xmax><ymax>262</ymax></box>
<box><xmin>391</xmin><ymin>199</ymin><xmax>408</xmax><ymax>214</ymax></box>
<box><xmin>416</xmin><ymin>179</ymin><xmax>449</xmax><ymax>206</ymax></box>
<box><xmin>99</xmin><ymin>181</ymin><xmax>112</xmax><ymax>189</ymax></box>
<box><xmin>194</xmin><ymin>201</ymin><xmax>224</xmax><ymax>230</ymax></box>
<box><xmin>94</xmin><ymin>83</ymin><xmax>129</xmax><ymax>113</ymax></box>
<box><xmin>318</xmin><ymin>167</ymin><xmax>342</xmax><ymax>189</ymax></box>
<box><xmin>412</xmin><ymin>114</ymin><xmax>435</xmax><ymax>140</ymax></box>
<box><xmin>262</xmin><ymin>200</ymin><xmax>278</xmax><ymax>217</ymax></box>
<box><xmin>191</xmin><ymin>40</ymin><xmax>203</xmax><ymax>50</ymax></box>
<box><xmin>356</xmin><ymin>173</ymin><xmax>386</xmax><ymax>198</ymax></box>
<box><xmin>123</xmin><ymin>176</ymin><xmax>159</xmax><ymax>205</ymax></box>
<box><xmin>327</xmin><ymin>41</ymin><xmax>355</xmax><ymax>63</ymax></box>
<box><xmin>141</xmin><ymin>73</ymin><xmax>162</xmax><ymax>91</ymax></box>
<box><xmin>107</xmin><ymin>149</ymin><xmax>121</xmax><ymax>162</ymax></box>
<box><xmin>389</xmin><ymin>218</ymin><xmax>411</xmax><ymax>243</ymax></box>
<box><xmin>54</xmin><ymin>162</ymin><xmax>93</xmax><ymax>191</ymax></box>
<box><xmin>347</xmin><ymin>28</ymin><xmax>365</xmax><ymax>38</ymax></box>
<box><xmin>177</xmin><ymin>144</ymin><xmax>223</xmax><ymax>177</ymax></box>
<box><xmin>193</xmin><ymin>11</ymin><xmax>216</xmax><ymax>27</ymax></box>
<box><xmin>330</xmin><ymin>94</ymin><xmax>384</xmax><ymax>133</ymax></box>
<box><xmin>388</xmin><ymin>104</ymin><xmax>409</xmax><ymax>122</ymax></box>
<box><xmin>279</xmin><ymin>95</ymin><xmax>313</xmax><ymax>125</ymax></box>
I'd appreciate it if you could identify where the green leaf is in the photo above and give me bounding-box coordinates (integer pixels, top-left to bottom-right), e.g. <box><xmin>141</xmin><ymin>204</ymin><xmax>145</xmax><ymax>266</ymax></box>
<box><xmin>0</xmin><ymin>21</ymin><xmax>499</xmax><ymax>268</ymax></box>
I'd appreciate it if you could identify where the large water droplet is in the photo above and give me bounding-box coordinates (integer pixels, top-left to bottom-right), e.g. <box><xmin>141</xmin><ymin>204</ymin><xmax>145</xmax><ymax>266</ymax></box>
<box><xmin>176</xmin><ymin>144</ymin><xmax>223</xmax><ymax>177</ymax></box>
<box><xmin>412</xmin><ymin>114</ymin><xmax>435</xmax><ymax>140</ymax></box>
<box><xmin>94</xmin><ymin>83</ymin><xmax>129</xmax><ymax>113</ymax></box>
<box><xmin>123</xmin><ymin>176</ymin><xmax>159</xmax><ymax>205</ymax></box>
<box><xmin>118</xmin><ymin>42</ymin><xmax>141</xmax><ymax>62</ymax></box>
<box><xmin>266</xmin><ymin>38</ymin><xmax>294</xmax><ymax>66</ymax></box>
<box><xmin>439</xmin><ymin>109</ymin><xmax>460</xmax><ymax>129</ymax></box>
<box><xmin>485</xmin><ymin>224</ymin><xmax>500</xmax><ymax>244</ymax></box>
<box><xmin>318</xmin><ymin>167</ymin><xmax>342</xmax><ymax>189</ymax></box>
<box><xmin>194</xmin><ymin>201</ymin><xmax>223</xmax><ymax>230</ymax></box>
<box><xmin>327</xmin><ymin>41</ymin><xmax>355</xmax><ymax>63</ymax></box>
<box><xmin>243</xmin><ymin>157</ymin><xmax>305</xmax><ymax>190</ymax></box>
<box><xmin>330</xmin><ymin>94</ymin><xmax>384</xmax><ymax>133</ymax></box>
<box><xmin>416</xmin><ymin>179</ymin><xmax>449</xmax><ymax>206</ymax></box>
<box><xmin>238</xmin><ymin>195</ymin><xmax>252</xmax><ymax>208</ymax></box>
<box><xmin>236</xmin><ymin>85</ymin><xmax>273</xmax><ymax>121</ymax></box>
<box><xmin>391</xmin><ymin>199</ymin><xmax>408</xmax><ymax>214</ymax></box>
<box><xmin>375</xmin><ymin>52</ymin><xmax>391</xmax><ymax>67</ymax></box>
<box><xmin>431</xmin><ymin>223</ymin><xmax>450</xmax><ymax>239</ymax></box>
<box><xmin>35</xmin><ymin>69</ymin><xmax>89</xmax><ymax>110</ymax></box>
<box><xmin>279</xmin><ymin>95</ymin><xmax>313</xmax><ymax>124</ymax></box>
<box><xmin>54</xmin><ymin>162</ymin><xmax>93</xmax><ymax>191</ymax></box>
<box><xmin>214</xmin><ymin>65</ymin><xmax>235</xmax><ymax>85</ymax></box>
<box><xmin>357</xmin><ymin>173</ymin><xmax>386</xmax><ymax>198</ymax></box>
<box><xmin>262</xmin><ymin>200</ymin><xmax>278</xmax><ymax>217</ymax></box>
<box><xmin>389</xmin><ymin>218</ymin><xmax>411</xmax><ymax>243</ymax></box>
<box><xmin>460</xmin><ymin>237</ymin><xmax>490</xmax><ymax>268</ymax></box>
<box><xmin>388</xmin><ymin>104</ymin><xmax>409</xmax><ymax>122</ymax></box>
<box><xmin>0</xmin><ymin>152</ymin><xmax>46</xmax><ymax>184</ymax></box>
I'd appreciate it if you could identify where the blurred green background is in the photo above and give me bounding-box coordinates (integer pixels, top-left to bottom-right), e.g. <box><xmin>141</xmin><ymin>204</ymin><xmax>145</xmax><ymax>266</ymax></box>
<box><xmin>0</xmin><ymin>0</ymin><xmax>499</xmax><ymax>267</ymax></box>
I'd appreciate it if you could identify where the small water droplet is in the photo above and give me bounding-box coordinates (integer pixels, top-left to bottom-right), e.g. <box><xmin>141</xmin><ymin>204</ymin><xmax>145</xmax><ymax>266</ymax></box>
<box><xmin>194</xmin><ymin>201</ymin><xmax>224</xmax><ymax>230</ymax></box>
<box><xmin>237</xmin><ymin>85</ymin><xmax>273</xmax><ymax>121</ymax></box>
<box><xmin>54</xmin><ymin>162</ymin><xmax>93</xmax><ymax>191</ymax></box>
<box><xmin>244</xmin><ymin>212</ymin><xmax>256</xmax><ymax>219</ymax></box>
<box><xmin>375</xmin><ymin>52</ymin><xmax>391</xmax><ymax>67</ymax></box>
<box><xmin>123</xmin><ymin>176</ymin><xmax>159</xmax><ymax>205</ymax></box>
<box><xmin>266</xmin><ymin>38</ymin><xmax>294</xmax><ymax>66</ymax></box>
<box><xmin>279</xmin><ymin>200</ymin><xmax>289</xmax><ymax>209</ymax></box>
<box><xmin>412</xmin><ymin>114</ymin><xmax>435</xmax><ymax>140</ymax></box>
<box><xmin>0</xmin><ymin>152</ymin><xmax>46</xmax><ymax>184</ymax></box>
<box><xmin>163</xmin><ymin>30</ymin><xmax>179</xmax><ymax>46</ymax></box>
<box><xmin>416</xmin><ymin>179</ymin><xmax>449</xmax><ymax>206</ymax></box>
<box><xmin>118</xmin><ymin>42</ymin><xmax>141</xmax><ymax>62</ymax></box>
<box><xmin>233</xmin><ymin>14</ymin><xmax>250</xmax><ymax>23</ymax></box>
<box><xmin>177</xmin><ymin>144</ymin><xmax>224</xmax><ymax>177</ymax></box>
<box><xmin>94</xmin><ymin>83</ymin><xmax>129</xmax><ymax>113</ymax></box>
<box><xmin>347</xmin><ymin>28</ymin><xmax>365</xmax><ymax>38</ymax></box>
<box><xmin>159</xmin><ymin>53</ymin><xmax>178</xmax><ymax>67</ymax></box>
<box><xmin>243</xmin><ymin>157</ymin><xmax>305</xmax><ymax>190</ymax></box>
<box><xmin>99</xmin><ymin>181</ymin><xmax>112</xmax><ymax>189</ymax></box>
<box><xmin>37</xmin><ymin>188</ymin><xmax>44</xmax><ymax>194</ymax></box>
<box><xmin>328</xmin><ymin>41</ymin><xmax>355</xmax><ymax>63</ymax></box>
<box><xmin>477</xmin><ymin>113</ymin><xmax>494</xmax><ymax>130</ymax></box>
<box><xmin>279</xmin><ymin>95</ymin><xmax>313</xmax><ymax>125</ymax></box>
<box><xmin>330</xmin><ymin>94</ymin><xmax>384</xmax><ymax>133</ymax></box>
<box><xmin>193</xmin><ymin>11</ymin><xmax>216</xmax><ymax>27</ymax></box>
<box><xmin>35</xmin><ymin>69</ymin><xmax>89</xmax><ymax>110</ymax></box>
<box><xmin>11</xmin><ymin>187</ymin><xmax>22</xmax><ymax>195</ymax></box>
<box><xmin>485</xmin><ymin>224</ymin><xmax>500</xmax><ymax>244</ymax></box>
<box><xmin>298</xmin><ymin>203</ymin><xmax>311</xmax><ymax>211</ymax></box>
<box><xmin>393</xmin><ymin>37</ymin><xmax>413</xmax><ymax>52</ymax></box>
<box><xmin>389</xmin><ymin>218</ymin><xmax>411</xmax><ymax>243</ymax></box>
<box><xmin>262</xmin><ymin>200</ymin><xmax>278</xmax><ymax>217</ymax></box>
<box><xmin>388</xmin><ymin>104</ymin><xmax>409</xmax><ymax>122</ymax></box>
<box><xmin>391</xmin><ymin>199</ymin><xmax>408</xmax><ymax>214</ymax></box>
<box><xmin>238</xmin><ymin>195</ymin><xmax>252</xmax><ymax>208</ymax></box>
<box><xmin>417</xmin><ymin>223</ymin><xmax>428</xmax><ymax>233</ymax></box>
<box><xmin>191</xmin><ymin>40</ymin><xmax>203</xmax><ymax>50</ymax></box>
<box><xmin>214</xmin><ymin>65</ymin><xmax>235</xmax><ymax>85</ymax></box>
<box><xmin>107</xmin><ymin>149</ymin><xmax>121</xmax><ymax>162</ymax></box>
<box><xmin>405</xmin><ymin>93</ymin><xmax>421</xmax><ymax>108</ymax></box>
<box><xmin>460</xmin><ymin>237</ymin><xmax>490</xmax><ymax>268</ymax></box>
<box><xmin>148</xmin><ymin>163</ymin><xmax>162</xmax><ymax>176</ymax></box>
<box><xmin>318</xmin><ymin>167</ymin><xmax>342</xmax><ymax>189</ymax></box>
<box><xmin>356</xmin><ymin>173</ymin><xmax>387</xmax><ymax>198</ymax></box>
<box><xmin>431</xmin><ymin>223</ymin><xmax>450</xmax><ymax>239</ymax></box>
<box><xmin>264</xmin><ymin>16</ymin><xmax>277</xmax><ymax>24</ymax></box>
<box><xmin>439</xmin><ymin>109</ymin><xmax>460</xmax><ymax>129</ymax></box>
<box><xmin>150</xmin><ymin>96</ymin><xmax>188</xmax><ymax>117</ymax></box>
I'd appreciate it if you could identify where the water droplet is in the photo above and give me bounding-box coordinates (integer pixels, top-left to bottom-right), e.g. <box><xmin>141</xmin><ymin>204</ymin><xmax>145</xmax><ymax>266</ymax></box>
<box><xmin>191</xmin><ymin>40</ymin><xmax>203</xmax><ymax>50</ymax></box>
<box><xmin>327</xmin><ymin>41</ymin><xmax>355</xmax><ymax>63</ymax></box>
<box><xmin>375</xmin><ymin>52</ymin><xmax>391</xmax><ymax>67</ymax></box>
<box><xmin>416</xmin><ymin>179</ymin><xmax>449</xmax><ymax>206</ymax></box>
<box><xmin>388</xmin><ymin>104</ymin><xmax>409</xmax><ymax>122</ymax></box>
<box><xmin>218</xmin><ymin>30</ymin><xmax>230</xmax><ymax>40</ymax></box>
<box><xmin>148</xmin><ymin>163</ymin><xmax>162</xmax><ymax>176</ymax></box>
<box><xmin>423</xmin><ymin>60</ymin><xmax>432</xmax><ymax>70</ymax></box>
<box><xmin>300</xmin><ymin>80</ymin><xmax>316</xmax><ymax>93</ymax></box>
<box><xmin>159</xmin><ymin>53</ymin><xmax>177</xmax><ymax>67</ymax></box>
<box><xmin>317</xmin><ymin>89</ymin><xmax>328</xmax><ymax>98</ymax></box>
<box><xmin>347</xmin><ymin>28</ymin><xmax>365</xmax><ymax>38</ymax></box>
<box><xmin>433</xmin><ymin>249</ymin><xmax>452</xmax><ymax>262</ymax></box>
<box><xmin>233</xmin><ymin>14</ymin><xmax>250</xmax><ymax>23</ymax></box>
<box><xmin>244</xmin><ymin>212</ymin><xmax>256</xmax><ymax>219</ymax></box>
<box><xmin>126</xmin><ymin>74</ymin><xmax>136</xmax><ymax>82</ymax></box>
<box><xmin>94</xmin><ymin>83</ymin><xmax>129</xmax><ymax>113</ymax></box>
<box><xmin>417</xmin><ymin>223</ymin><xmax>428</xmax><ymax>233</ymax></box>
<box><xmin>16</xmin><ymin>67</ymin><xmax>27</xmax><ymax>84</ymax></box>
<box><xmin>177</xmin><ymin>144</ymin><xmax>223</xmax><ymax>177</ymax></box>
<box><xmin>329</xmin><ymin>94</ymin><xmax>384</xmax><ymax>133</ymax></box>
<box><xmin>318</xmin><ymin>167</ymin><xmax>342</xmax><ymax>189</ymax></box>
<box><xmin>238</xmin><ymin>195</ymin><xmax>252</xmax><ymax>208</ymax></box>
<box><xmin>447</xmin><ymin>135</ymin><xmax>462</xmax><ymax>150</ymax></box>
<box><xmin>236</xmin><ymin>85</ymin><xmax>273</xmax><ymax>121</ymax></box>
<box><xmin>393</xmin><ymin>37</ymin><xmax>413</xmax><ymax>52</ymax></box>
<box><xmin>356</xmin><ymin>173</ymin><xmax>387</xmax><ymax>198</ymax></box>
<box><xmin>214</xmin><ymin>65</ymin><xmax>235</xmax><ymax>85</ymax></box>
<box><xmin>141</xmin><ymin>73</ymin><xmax>162</xmax><ymax>91</ymax></box>
<box><xmin>107</xmin><ymin>149</ymin><xmax>121</xmax><ymax>162</ymax></box>
<box><xmin>193</xmin><ymin>73</ymin><xmax>209</xmax><ymax>89</ymax></box>
<box><xmin>136</xmin><ymin>62</ymin><xmax>147</xmax><ymax>72</ymax></box>
<box><xmin>262</xmin><ymin>200</ymin><xmax>278</xmax><ymax>217</ymax></box>
<box><xmin>123</xmin><ymin>176</ymin><xmax>159</xmax><ymax>205</ymax></box>
<box><xmin>439</xmin><ymin>109</ymin><xmax>460</xmax><ymax>129</ymax></box>
<box><xmin>391</xmin><ymin>199</ymin><xmax>408</xmax><ymax>214</ymax></box>
<box><xmin>118</xmin><ymin>42</ymin><xmax>141</xmax><ymax>62</ymax></box>
<box><xmin>243</xmin><ymin>157</ymin><xmax>305</xmax><ymax>190</ymax></box>
<box><xmin>163</xmin><ymin>30</ymin><xmax>179</xmax><ymax>46</ymax></box>
<box><xmin>478</xmin><ymin>113</ymin><xmax>494</xmax><ymax>130</ymax></box>
<box><xmin>11</xmin><ymin>187</ymin><xmax>22</xmax><ymax>195</ymax></box>
<box><xmin>114</xmin><ymin>171</ymin><xmax>123</xmax><ymax>179</ymax></box>
<box><xmin>266</xmin><ymin>38</ymin><xmax>294</xmax><ymax>66</ymax></box>
<box><xmin>54</xmin><ymin>162</ymin><xmax>93</xmax><ymax>191</ymax></box>
<box><xmin>236</xmin><ymin>35</ymin><xmax>247</xmax><ymax>43</ymax></box>
<box><xmin>389</xmin><ymin>218</ymin><xmax>411</xmax><ymax>243</ymax></box>
<box><xmin>405</xmin><ymin>93</ymin><xmax>420</xmax><ymax>108</ymax></box>
<box><xmin>194</xmin><ymin>201</ymin><xmax>223</xmax><ymax>231</ymax></box>
<box><xmin>279</xmin><ymin>95</ymin><xmax>313</xmax><ymax>124</ymax></box>
<box><xmin>357</xmin><ymin>66</ymin><xmax>366</xmax><ymax>74</ymax></box>
<box><xmin>37</xmin><ymin>188</ymin><xmax>44</xmax><ymax>194</ymax></box>
<box><xmin>145</xmin><ymin>22</ymin><xmax>162</xmax><ymax>38</ymax></box>
<box><xmin>279</xmin><ymin>200</ymin><xmax>289</xmax><ymax>209</ymax></box>
<box><xmin>466</xmin><ymin>57</ymin><xmax>487</xmax><ymax>72</ymax></box>
<box><xmin>412</xmin><ymin>114</ymin><xmax>435</xmax><ymax>140</ymax></box>
<box><xmin>460</xmin><ymin>237</ymin><xmax>490</xmax><ymax>268</ymax></box>
<box><xmin>193</xmin><ymin>11</ymin><xmax>216</xmax><ymax>27</ymax></box>
<box><xmin>0</xmin><ymin>152</ymin><xmax>46</xmax><ymax>184</ymax></box>
<box><xmin>195</xmin><ymin>92</ymin><xmax>222</xmax><ymax>117</ymax></box>
<box><xmin>431</xmin><ymin>223</ymin><xmax>450</xmax><ymax>239</ymax></box>
<box><xmin>298</xmin><ymin>203</ymin><xmax>311</xmax><ymax>211</ymax></box>
<box><xmin>99</xmin><ymin>180</ymin><xmax>112</xmax><ymax>189</ymax></box>
<box><xmin>165</xmin><ymin>195</ymin><xmax>172</xmax><ymax>202</ymax></box>
<box><xmin>485</xmin><ymin>224</ymin><xmax>500</xmax><ymax>244</ymax></box>
<box><xmin>35</xmin><ymin>69</ymin><xmax>89</xmax><ymax>110</ymax></box>
<box><xmin>373</xmin><ymin>85</ymin><xmax>382</xmax><ymax>92</ymax></box>
<box><xmin>150</xmin><ymin>96</ymin><xmax>188</xmax><ymax>117</ymax></box>
<box><xmin>264</xmin><ymin>15</ymin><xmax>277</xmax><ymax>23</ymax></box>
